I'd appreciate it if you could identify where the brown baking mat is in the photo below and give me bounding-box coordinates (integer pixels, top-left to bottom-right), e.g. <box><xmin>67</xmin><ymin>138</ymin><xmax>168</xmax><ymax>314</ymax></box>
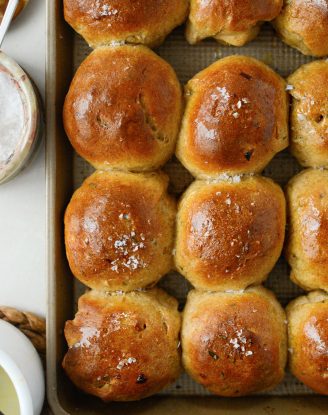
<box><xmin>72</xmin><ymin>23</ymin><xmax>315</xmax><ymax>396</ymax></box>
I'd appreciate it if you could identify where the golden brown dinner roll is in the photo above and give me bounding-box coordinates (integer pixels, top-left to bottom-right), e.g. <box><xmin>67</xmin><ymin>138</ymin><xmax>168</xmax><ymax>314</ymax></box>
<box><xmin>63</xmin><ymin>288</ymin><xmax>181</xmax><ymax>401</ymax></box>
<box><xmin>182</xmin><ymin>286</ymin><xmax>287</xmax><ymax>396</ymax></box>
<box><xmin>175</xmin><ymin>176</ymin><xmax>286</xmax><ymax>291</ymax></box>
<box><xmin>286</xmin><ymin>169</ymin><xmax>328</xmax><ymax>292</ymax></box>
<box><xmin>288</xmin><ymin>60</ymin><xmax>328</xmax><ymax>168</ymax></box>
<box><xmin>273</xmin><ymin>0</ymin><xmax>328</xmax><ymax>57</ymax></box>
<box><xmin>65</xmin><ymin>170</ymin><xmax>176</xmax><ymax>291</ymax></box>
<box><xmin>187</xmin><ymin>0</ymin><xmax>282</xmax><ymax>46</ymax></box>
<box><xmin>287</xmin><ymin>291</ymin><xmax>328</xmax><ymax>395</ymax></box>
<box><xmin>64</xmin><ymin>46</ymin><xmax>182</xmax><ymax>172</ymax></box>
<box><xmin>176</xmin><ymin>56</ymin><xmax>289</xmax><ymax>179</ymax></box>
<box><xmin>64</xmin><ymin>0</ymin><xmax>189</xmax><ymax>48</ymax></box>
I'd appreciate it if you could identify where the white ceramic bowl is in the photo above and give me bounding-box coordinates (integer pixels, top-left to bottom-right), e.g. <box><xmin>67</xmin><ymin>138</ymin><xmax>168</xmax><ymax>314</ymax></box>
<box><xmin>0</xmin><ymin>51</ymin><xmax>43</xmax><ymax>185</ymax></box>
<box><xmin>0</xmin><ymin>319</ymin><xmax>45</xmax><ymax>415</ymax></box>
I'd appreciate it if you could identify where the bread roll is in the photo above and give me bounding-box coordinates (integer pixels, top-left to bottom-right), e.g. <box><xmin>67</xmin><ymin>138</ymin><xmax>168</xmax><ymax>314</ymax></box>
<box><xmin>286</xmin><ymin>169</ymin><xmax>328</xmax><ymax>292</ymax></box>
<box><xmin>63</xmin><ymin>289</ymin><xmax>181</xmax><ymax>401</ymax></box>
<box><xmin>182</xmin><ymin>286</ymin><xmax>287</xmax><ymax>396</ymax></box>
<box><xmin>176</xmin><ymin>56</ymin><xmax>289</xmax><ymax>179</ymax></box>
<box><xmin>64</xmin><ymin>46</ymin><xmax>182</xmax><ymax>172</ymax></box>
<box><xmin>175</xmin><ymin>176</ymin><xmax>286</xmax><ymax>291</ymax></box>
<box><xmin>65</xmin><ymin>171</ymin><xmax>176</xmax><ymax>291</ymax></box>
<box><xmin>288</xmin><ymin>60</ymin><xmax>328</xmax><ymax>168</ymax></box>
<box><xmin>187</xmin><ymin>0</ymin><xmax>282</xmax><ymax>46</ymax></box>
<box><xmin>63</xmin><ymin>0</ymin><xmax>189</xmax><ymax>48</ymax></box>
<box><xmin>273</xmin><ymin>0</ymin><xmax>328</xmax><ymax>57</ymax></box>
<box><xmin>287</xmin><ymin>291</ymin><xmax>328</xmax><ymax>395</ymax></box>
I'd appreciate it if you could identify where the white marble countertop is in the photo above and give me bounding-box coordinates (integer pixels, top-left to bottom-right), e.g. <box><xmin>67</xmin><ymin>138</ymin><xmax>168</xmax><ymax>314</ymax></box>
<box><xmin>0</xmin><ymin>0</ymin><xmax>46</xmax><ymax>317</ymax></box>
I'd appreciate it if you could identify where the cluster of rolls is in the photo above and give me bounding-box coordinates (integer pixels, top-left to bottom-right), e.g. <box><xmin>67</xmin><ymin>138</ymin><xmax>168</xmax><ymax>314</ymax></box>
<box><xmin>62</xmin><ymin>45</ymin><xmax>183</xmax><ymax>401</ymax></box>
<box><xmin>61</xmin><ymin>0</ymin><xmax>328</xmax><ymax>402</ymax></box>
<box><xmin>176</xmin><ymin>56</ymin><xmax>290</xmax><ymax>397</ymax></box>
<box><xmin>63</xmin><ymin>0</ymin><xmax>328</xmax><ymax>57</ymax></box>
<box><xmin>285</xmin><ymin>60</ymin><xmax>328</xmax><ymax>396</ymax></box>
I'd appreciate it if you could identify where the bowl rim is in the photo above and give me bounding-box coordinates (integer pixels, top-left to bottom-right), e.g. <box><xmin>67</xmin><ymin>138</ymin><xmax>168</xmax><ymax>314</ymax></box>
<box><xmin>0</xmin><ymin>50</ymin><xmax>42</xmax><ymax>184</ymax></box>
<box><xmin>0</xmin><ymin>319</ymin><xmax>44</xmax><ymax>415</ymax></box>
<box><xmin>0</xmin><ymin>349</ymin><xmax>34</xmax><ymax>415</ymax></box>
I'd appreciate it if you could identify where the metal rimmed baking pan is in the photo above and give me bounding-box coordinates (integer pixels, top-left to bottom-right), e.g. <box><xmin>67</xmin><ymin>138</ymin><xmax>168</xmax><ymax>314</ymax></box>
<box><xmin>46</xmin><ymin>0</ymin><xmax>328</xmax><ymax>413</ymax></box>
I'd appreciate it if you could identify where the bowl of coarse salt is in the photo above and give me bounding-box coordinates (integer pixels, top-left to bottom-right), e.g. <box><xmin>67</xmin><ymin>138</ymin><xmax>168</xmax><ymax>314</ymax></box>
<box><xmin>0</xmin><ymin>51</ymin><xmax>43</xmax><ymax>184</ymax></box>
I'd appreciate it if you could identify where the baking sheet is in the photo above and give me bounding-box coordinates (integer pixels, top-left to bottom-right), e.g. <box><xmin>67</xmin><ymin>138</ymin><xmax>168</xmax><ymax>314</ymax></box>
<box><xmin>71</xmin><ymin>24</ymin><xmax>315</xmax><ymax>396</ymax></box>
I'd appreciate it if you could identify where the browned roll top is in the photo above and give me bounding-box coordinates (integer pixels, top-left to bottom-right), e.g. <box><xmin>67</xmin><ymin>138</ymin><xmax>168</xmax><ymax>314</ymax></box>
<box><xmin>199</xmin><ymin>0</ymin><xmax>282</xmax><ymax>31</ymax></box>
<box><xmin>175</xmin><ymin>176</ymin><xmax>286</xmax><ymax>291</ymax></box>
<box><xmin>63</xmin><ymin>289</ymin><xmax>181</xmax><ymax>401</ymax></box>
<box><xmin>286</xmin><ymin>169</ymin><xmax>328</xmax><ymax>292</ymax></box>
<box><xmin>182</xmin><ymin>287</ymin><xmax>287</xmax><ymax>397</ymax></box>
<box><xmin>187</xmin><ymin>0</ymin><xmax>282</xmax><ymax>45</ymax></box>
<box><xmin>176</xmin><ymin>56</ymin><xmax>288</xmax><ymax>178</ymax></box>
<box><xmin>64</xmin><ymin>46</ymin><xmax>182</xmax><ymax>172</ymax></box>
<box><xmin>64</xmin><ymin>171</ymin><xmax>176</xmax><ymax>291</ymax></box>
<box><xmin>287</xmin><ymin>291</ymin><xmax>328</xmax><ymax>395</ymax></box>
<box><xmin>288</xmin><ymin>60</ymin><xmax>328</xmax><ymax>168</ymax></box>
<box><xmin>273</xmin><ymin>0</ymin><xmax>328</xmax><ymax>57</ymax></box>
<box><xmin>64</xmin><ymin>0</ymin><xmax>189</xmax><ymax>48</ymax></box>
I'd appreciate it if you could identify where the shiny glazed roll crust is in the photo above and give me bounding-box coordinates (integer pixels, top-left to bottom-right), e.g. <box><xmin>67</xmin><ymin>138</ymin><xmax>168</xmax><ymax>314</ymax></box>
<box><xmin>286</xmin><ymin>169</ymin><xmax>328</xmax><ymax>292</ymax></box>
<box><xmin>64</xmin><ymin>171</ymin><xmax>176</xmax><ymax>291</ymax></box>
<box><xmin>63</xmin><ymin>289</ymin><xmax>181</xmax><ymax>401</ymax></box>
<box><xmin>287</xmin><ymin>291</ymin><xmax>328</xmax><ymax>395</ymax></box>
<box><xmin>187</xmin><ymin>0</ymin><xmax>282</xmax><ymax>46</ymax></box>
<box><xmin>176</xmin><ymin>56</ymin><xmax>288</xmax><ymax>179</ymax></box>
<box><xmin>273</xmin><ymin>0</ymin><xmax>328</xmax><ymax>57</ymax></box>
<box><xmin>182</xmin><ymin>286</ymin><xmax>287</xmax><ymax>397</ymax></box>
<box><xmin>63</xmin><ymin>46</ymin><xmax>183</xmax><ymax>172</ymax></box>
<box><xmin>288</xmin><ymin>60</ymin><xmax>328</xmax><ymax>168</ymax></box>
<box><xmin>63</xmin><ymin>0</ymin><xmax>189</xmax><ymax>48</ymax></box>
<box><xmin>175</xmin><ymin>176</ymin><xmax>286</xmax><ymax>291</ymax></box>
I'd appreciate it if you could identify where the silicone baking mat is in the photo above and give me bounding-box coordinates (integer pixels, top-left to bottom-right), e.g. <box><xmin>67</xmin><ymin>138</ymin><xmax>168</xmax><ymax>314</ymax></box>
<box><xmin>71</xmin><ymin>23</ymin><xmax>315</xmax><ymax>396</ymax></box>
